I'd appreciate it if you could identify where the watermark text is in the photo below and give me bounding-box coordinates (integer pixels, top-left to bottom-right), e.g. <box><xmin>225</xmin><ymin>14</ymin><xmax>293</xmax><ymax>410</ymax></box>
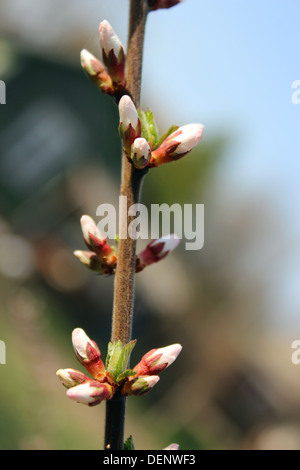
<box><xmin>0</xmin><ymin>80</ymin><xmax>6</xmax><ymax>104</ymax></box>
<box><xmin>96</xmin><ymin>197</ymin><xmax>204</xmax><ymax>250</ymax></box>
<box><xmin>291</xmin><ymin>80</ymin><xmax>300</xmax><ymax>104</ymax></box>
<box><xmin>291</xmin><ymin>340</ymin><xmax>300</xmax><ymax>365</ymax></box>
<box><xmin>0</xmin><ymin>340</ymin><xmax>6</xmax><ymax>364</ymax></box>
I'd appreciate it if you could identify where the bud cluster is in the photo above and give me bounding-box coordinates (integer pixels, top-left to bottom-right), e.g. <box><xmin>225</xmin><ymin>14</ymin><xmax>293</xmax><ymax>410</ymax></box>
<box><xmin>80</xmin><ymin>20</ymin><xmax>125</xmax><ymax>96</ymax></box>
<box><xmin>57</xmin><ymin>328</ymin><xmax>182</xmax><ymax>406</ymax></box>
<box><xmin>64</xmin><ymin>6</ymin><xmax>197</xmax><ymax>450</ymax></box>
<box><xmin>80</xmin><ymin>19</ymin><xmax>204</xmax><ymax>168</ymax></box>
<box><xmin>74</xmin><ymin>215</ymin><xmax>179</xmax><ymax>275</ymax></box>
<box><xmin>118</xmin><ymin>94</ymin><xmax>204</xmax><ymax>169</ymax></box>
<box><xmin>73</xmin><ymin>215</ymin><xmax>117</xmax><ymax>275</ymax></box>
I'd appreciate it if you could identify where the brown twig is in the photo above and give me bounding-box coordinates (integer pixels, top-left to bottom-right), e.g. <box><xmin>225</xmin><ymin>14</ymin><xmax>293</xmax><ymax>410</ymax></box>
<box><xmin>104</xmin><ymin>0</ymin><xmax>149</xmax><ymax>450</ymax></box>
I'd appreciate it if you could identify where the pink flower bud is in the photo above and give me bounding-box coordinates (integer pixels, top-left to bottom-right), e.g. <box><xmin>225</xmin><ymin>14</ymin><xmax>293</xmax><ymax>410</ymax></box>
<box><xmin>66</xmin><ymin>380</ymin><xmax>113</xmax><ymax>406</ymax></box>
<box><xmin>99</xmin><ymin>20</ymin><xmax>125</xmax><ymax>89</ymax></box>
<box><xmin>80</xmin><ymin>49</ymin><xmax>113</xmax><ymax>95</ymax></box>
<box><xmin>134</xmin><ymin>343</ymin><xmax>182</xmax><ymax>376</ymax></box>
<box><xmin>131</xmin><ymin>137</ymin><xmax>152</xmax><ymax>169</ymax></box>
<box><xmin>73</xmin><ymin>250</ymin><xmax>114</xmax><ymax>275</ymax></box>
<box><xmin>149</xmin><ymin>0</ymin><xmax>183</xmax><ymax>11</ymax></box>
<box><xmin>72</xmin><ymin>328</ymin><xmax>106</xmax><ymax>380</ymax></box>
<box><xmin>79</xmin><ymin>215</ymin><xmax>116</xmax><ymax>265</ymax></box>
<box><xmin>80</xmin><ymin>215</ymin><xmax>105</xmax><ymax>248</ymax></box>
<box><xmin>122</xmin><ymin>375</ymin><xmax>160</xmax><ymax>396</ymax></box>
<box><xmin>150</xmin><ymin>123</ymin><xmax>204</xmax><ymax>167</ymax></box>
<box><xmin>163</xmin><ymin>443</ymin><xmax>180</xmax><ymax>450</ymax></box>
<box><xmin>119</xmin><ymin>96</ymin><xmax>142</xmax><ymax>154</ymax></box>
<box><xmin>56</xmin><ymin>368</ymin><xmax>89</xmax><ymax>389</ymax></box>
<box><xmin>136</xmin><ymin>235</ymin><xmax>179</xmax><ymax>272</ymax></box>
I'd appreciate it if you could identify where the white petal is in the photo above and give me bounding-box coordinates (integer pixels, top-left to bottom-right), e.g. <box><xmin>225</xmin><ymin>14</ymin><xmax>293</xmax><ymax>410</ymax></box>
<box><xmin>72</xmin><ymin>328</ymin><xmax>90</xmax><ymax>360</ymax></box>
<box><xmin>173</xmin><ymin>123</ymin><xmax>204</xmax><ymax>153</ymax></box>
<box><xmin>66</xmin><ymin>383</ymin><xmax>99</xmax><ymax>405</ymax></box>
<box><xmin>80</xmin><ymin>215</ymin><xmax>104</xmax><ymax>243</ymax></box>
<box><xmin>152</xmin><ymin>234</ymin><xmax>180</xmax><ymax>256</ymax></box>
<box><xmin>119</xmin><ymin>95</ymin><xmax>139</xmax><ymax>129</ymax></box>
<box><xmin>164</xmin><ymin>443</ymin><xmax>180</xmax><ymax>450</ymax></box>
<box><xmin>142</xmin><ymin>375</ymin><xmax>160</xmax><ymax>388</ymax></box>
<box><xmin>132</xmin><ymin>138</ymin><xmax>151</xmax><ymax>161</ymax></box>
<box><xmin>99</xmin><ymin>20</ymin><xmax>123</xmax><ymax>56</ymax></box>
<box><xmin>154</xmin><ymin>344</ymin><xmax>182</xmax><ymax>367</ymax></box>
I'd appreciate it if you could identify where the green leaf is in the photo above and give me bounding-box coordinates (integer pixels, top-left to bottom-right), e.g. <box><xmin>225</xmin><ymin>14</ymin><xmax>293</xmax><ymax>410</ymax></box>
<box><xmin>116</xmin><ymin>369</ymin><xmax>137</xmax><ymax>383</ymax></box>
<box><xmin>124</xmin><ymin>435</ymin><xmax>135</xmax><ymax>450</ymax></box>
<box><xmin>106</xmin><ymin>340</ymin><xmax>136</xmax><ymax>381</ymax></box>
<box><xmin>154</xmin><ymin>124</ymin><xmax>179</xmax><ymax>150</ymax></box>
<box><xmin>138</xmin><ymin>108</ymin><xmax>158</xmax><ymax>148</ymax></box>
<box><xmin>105</xmin><ymin>341</ymin><xmax>114</xmax><ymax>369</ymax></box>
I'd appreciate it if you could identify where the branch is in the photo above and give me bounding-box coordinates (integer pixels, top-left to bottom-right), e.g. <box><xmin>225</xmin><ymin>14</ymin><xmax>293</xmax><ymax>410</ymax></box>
<box><xmin>104</xmin><ymin>0</ymin><xmax>149</xmax><ymax>450</ymax></box>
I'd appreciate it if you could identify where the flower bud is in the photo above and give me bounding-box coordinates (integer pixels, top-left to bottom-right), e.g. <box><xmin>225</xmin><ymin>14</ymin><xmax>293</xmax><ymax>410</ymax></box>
<box><xmin>66</xmin><ymin>381</ymin><xmax>113</xmax><ymax>406</ymax></box>
<box><xmin>80</xmin><ymin>49</ymin><xmax>114</xmax><ymax>95</ymax></box>
<box><xmin>74</xmin><ymin>250</ymin><xmax>114</xmax><ymax>275</ymax></box>
<box><xmin>150</xmin><ymin>123</ymin><xmax>204</xmax><ymax>167</ymax></box>
<box><xmin>134</xmin><ymin>343</ymin><xmax>182</xmax><ymax>376</ymax></box>
<box><xmin>119</xmin><ymin>95</ymin><xmax>141</xmax><ymax>154</ymax></box>
<box><xmin>80</xmin><ymin>215</ymin><xmax>104</xmax><ymax>249</ymax></box>
<box><xmin>56</xmin><ymin>368</ymin><xmax>89</xmax><ymax>389</ymax></box>
<box><xmin>122</xmin><ymin>375</ymin><xmax>160</xmax><ymax>396</ymax></box>
<box><xmin>79</xmin><ymin>215</ymin><xmax>116</xmax><ymax>266</ymax></box>
<box><xmin>119</xmin><ymin>95</ymin><xmax>139</xmax><ymax>129</ymax></box>
<box><xmin>99</xmin><ymin>20</ymin><xmax>125</xmax><ymax>90</ymax></box>
<box><xmin>131</xmin><ymin>137</ymin><xmax>152</xmax><ymax>169</ymax></box>
<box><xmin>136</xmin><ymin>235</ymin><xmax>179</xmax><ymax>272</ymax></box>
<box><xmin>163</xmin><ymin>443</ymin><xmax>180</xmax><ymax>450</ymax></box>
<box><xmin>72</xmin><ymin>328</ymin><xmax>106</xmax><ymax>380</ymax></box>
<box><xmin>149</xmin><ymin>0</ymin><xmax>183</xmax><ymax>10</ymax></box>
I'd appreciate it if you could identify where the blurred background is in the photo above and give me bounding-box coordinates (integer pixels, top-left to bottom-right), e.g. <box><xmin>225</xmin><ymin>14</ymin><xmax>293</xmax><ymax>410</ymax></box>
<box><xmin>0</xmin><ymin>0</ymin><xmax>299</xmax><ymax>450</ymax></box>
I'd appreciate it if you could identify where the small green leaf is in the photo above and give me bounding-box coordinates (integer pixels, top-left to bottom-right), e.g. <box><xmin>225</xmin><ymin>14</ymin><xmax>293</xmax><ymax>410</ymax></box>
<box><xmin>124</xmin><ymin>435</ymin><xmax>135</xmax><ymax>450</ymax></box>
<box><xmin>116</xmin><ymin>369</ymin><xmax>137</xmax><ymax>383</ymax></box>
<box><xmin>145</xmin><ymin>109</ymin><xmax>158</xmax><ymax>146</ymax></box>
<box><xmin>138</xmin><ymin>108</ymin><xmax>158</xmax><ymax>147</ymax></box>
<box><xmin>106</xmin><ymin>340</ymin><xmax>136</xmax><ymax>381</ymax></box>
<box><xmin>123</xmin><ymin>340</ymin><xmax>136</xmax><ymax>366</ymax></box>
<box><xmin>105</xmin><ymin>341</ymin><xmax>114</xmax><ymax>369</ymax></box>
<box><xmin>154</xmin><ymin>124</ymin><xmax>179</xmax><ymax>150</ymax></box>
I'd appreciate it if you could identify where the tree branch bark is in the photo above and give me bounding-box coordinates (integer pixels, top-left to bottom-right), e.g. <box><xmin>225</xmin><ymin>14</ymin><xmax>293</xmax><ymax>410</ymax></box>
<box><xmin>104</xmin><ymin>0</ymin><xmax>149</xmax><ymax>450</ymax></box>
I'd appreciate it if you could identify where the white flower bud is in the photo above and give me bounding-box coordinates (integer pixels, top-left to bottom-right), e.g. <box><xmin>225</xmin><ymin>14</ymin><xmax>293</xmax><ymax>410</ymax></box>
<box><xmin>66</xmin><ymin>381</ymin><xmax>113</xmax><ymax>406</ymax></box>
<box><xmin>170</xmin><ymin>123</ymin><xmax>204</xmax><ymax>154</ymax></box>
<box><xmin>99</xmin><ymin>20</ymin><xmax>123</xmax><ymax>57</ymax></box>
<box><xmin>131</xmin><ymin>137</ymin><xmax>151</xmax><ymax>169</ymax></box>
<box><xmin>119</xmin><ymin>95</ymin><xmax>139</xmax><ymax>130</ymax></box>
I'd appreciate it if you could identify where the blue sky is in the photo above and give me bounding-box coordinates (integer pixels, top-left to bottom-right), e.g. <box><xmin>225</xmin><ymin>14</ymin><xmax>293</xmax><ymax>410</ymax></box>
<box><xmin>100</xmin><ymin>0</ymin><xmax>299</xmax><ymax>200</ymax></box>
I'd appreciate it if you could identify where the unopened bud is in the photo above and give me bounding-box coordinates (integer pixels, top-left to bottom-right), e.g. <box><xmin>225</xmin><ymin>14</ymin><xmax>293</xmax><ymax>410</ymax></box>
<box><xmin>66</xmin><ymin>381</ymin><xmax>113</xmax><ymax>406</ymax></box>
<box><xmin>134</xmin><ymin>343</ymin><xmax>182</xmax><ymax>376</ymax></box>
<box><xmin>74</xmin><ymin>250</ymin><xmax>113</xmax><ymax>275</ymax></box>
<box><xmin>56</xmin><ymin>368</ymin><xmax>89</xmax><ymax>389</ymax></box>
<box><xmin>72</xmin><ymin>328</ymin><xmax>106</xmax><ymax>380</ymax></box>
<box><xmin>163</xmin><ymin>443</ymin><xmax>180</xmax><ymax>450</ymax></box>
<box><xmin>99</xmin><ymin>20</ymin><xmax>125</xmax><ymax>90</ymax></box>
<box><xmin>80</xmin><ymin>49</ymin><xmax>113</xmax><ymax>94</ymax></box>
<box><xmin>119</xmin><ymin>96</ymin><xmax>142</xmax><ymax>154</ymax></box>
<box><xmin>122</xmin><ymin>375</ymin><xmax>160</xmax><ymax>396</ymax></box>
<box><xmin>136</xmin><ymin>235</ymin><xmax>179</xmax><ymax>272</ymax></box>
<box><xmin>131</xmin><ymin>138</ymin><xmax>152</xmax><ymax>169</ymax></box>
<box><xmin>80</xmin><ymin>215</ymin><xmax>104</xmax><ymax>249</ymax></box>
<box><xmin>150</xmin><ymin>123</ymin><xmax>204</xmax><ymax>167</ymax></box>
<box><xmin>79</xmin><ymin>215</ymin><xmax>116</xmax><ymax>266</ymax></box>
